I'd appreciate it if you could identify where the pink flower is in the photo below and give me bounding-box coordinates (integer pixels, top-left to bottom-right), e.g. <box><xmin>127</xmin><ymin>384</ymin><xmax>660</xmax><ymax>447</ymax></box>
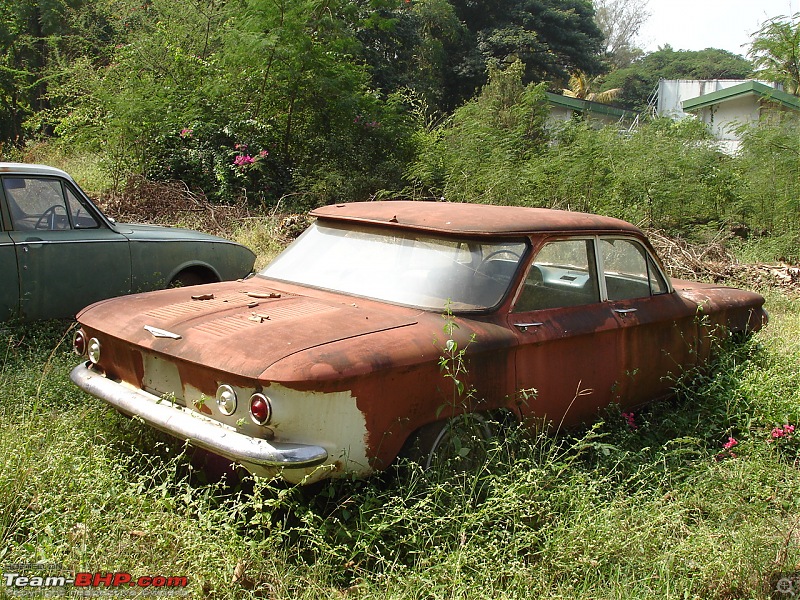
<box><xmin>235</xmin><ymin>143</ymin><xmax>248</xmax><ymax>150</ymax></box>
<box><xmin>180</xmin><ymin>128</ymin><xmax>193</xmax><ymax>138</ymax></box>
<box><xmin>722</xmin><ymin>437</ymin><xmax>738</xmax><ymax>450</ymax></box>
<box><xmin>621</xmin><ymin>412</ymin><xmax>637</xmax><ymax>430</ymax></box>
<box><xmin>784</xmin><ymin>424</ymin><xmax>795</xmax><ymax>434</ymax></box>
<box><xmin>772</xmin><ymin>427</ymin><xmax>785</xmax><ymax>439</ymax></box>
<box><xmin>233</xmin><ymin>155</ymin><xmax>254</xmax><ymax>167</ymax></box>
<box><xmin>259</xmin><ymin>150</ymin><xmax>268</xmax><ymax>158</ymax></box>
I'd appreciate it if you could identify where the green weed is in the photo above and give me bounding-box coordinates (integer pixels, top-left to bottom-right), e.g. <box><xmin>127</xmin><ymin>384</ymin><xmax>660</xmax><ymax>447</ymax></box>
<box><xmin>1</xmin><ymin>294</ymin><xmax>798</xmax><ymax>599</ymax></box>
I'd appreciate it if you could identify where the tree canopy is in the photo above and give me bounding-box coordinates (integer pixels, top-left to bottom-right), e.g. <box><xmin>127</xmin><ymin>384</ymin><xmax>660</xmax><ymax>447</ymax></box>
<box><xmin>748</xmin><ymin>12</ymin><xmax>800</xmax><ymax>95</ymax></box>
<box><xmin>594</xmin><ymin>0</ymin><xmax>650</xmax><ymax>68</ymax></box>
<box><xmin>4</xmin><ymin>0</ymin><xmax>798</xmax><ymax>238</ymax></box>
<box><xmin>446</xmin><ymin>0</ymin><xmax>604</xmax><ymax>105</ymax></box>
<box><xmin>601</xmin><ymin>47</ymin><xmax>754</xmax><ymax>111</ymax></box>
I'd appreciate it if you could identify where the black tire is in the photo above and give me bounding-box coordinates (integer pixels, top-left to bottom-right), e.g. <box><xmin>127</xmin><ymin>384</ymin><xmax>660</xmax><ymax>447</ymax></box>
<box><xmin>404</xmin><ymin>413</ymin><xmax>494</xmax><ymax>472</ymax></box>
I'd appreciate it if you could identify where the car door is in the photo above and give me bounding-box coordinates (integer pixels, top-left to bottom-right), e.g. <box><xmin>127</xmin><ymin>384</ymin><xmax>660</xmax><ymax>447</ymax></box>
<box><xmin>508</xmin><ymin>237</ymin><xmax>624</xmax><ymax>426</ymax></box>
<box><xmin>3</xmin><ymin>175</ymin><xmax>132</xmax><ymax>320</ymax></box>
<box><xmin>0</xmin><ymin>217</ymin><xmax>19</xmax><ymax>318</ymax></box>
<box><xmin>598</xmin><ymin>236</ymin><xmax>698</xmax><ymax>407</ymax></box>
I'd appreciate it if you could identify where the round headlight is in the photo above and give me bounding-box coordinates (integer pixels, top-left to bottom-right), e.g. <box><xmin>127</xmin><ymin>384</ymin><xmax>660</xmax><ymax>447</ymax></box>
<box><xmin>249</xmin><ymin>393</ymin><xmax>272</xmax><ymax>425</ymax></box>
<box><xmin>216</xmin><ymin>385</ymin><xmax>237</xmax><ymax>416</ymax></box>
<box><xmin>87</xmin><ymin>338</ymin><xmax>101</xmax><ymax>364</ymax></box>
<box><xmin>73</xmin><ymin>330</ymin><xmax>87</xmax><ymax>356</ymax></box>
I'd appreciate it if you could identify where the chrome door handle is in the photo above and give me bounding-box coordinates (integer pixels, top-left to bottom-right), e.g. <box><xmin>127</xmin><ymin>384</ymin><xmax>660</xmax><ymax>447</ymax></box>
<box><xmin>613</xmin><ymin>308</ymin><xmax>638</xmax><ymax>315</ymax></box>
<box><xmin>514</xmin><ymin>322</ymin><xmax>543</xmax><ymax>331</ymax></box>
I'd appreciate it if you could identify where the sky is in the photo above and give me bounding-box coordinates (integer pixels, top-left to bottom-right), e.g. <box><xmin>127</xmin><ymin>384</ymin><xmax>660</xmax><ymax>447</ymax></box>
<box><xmin>637</xmin><ymin>0</ymin><xmax>799</xmax><ymax>57</ymax></box>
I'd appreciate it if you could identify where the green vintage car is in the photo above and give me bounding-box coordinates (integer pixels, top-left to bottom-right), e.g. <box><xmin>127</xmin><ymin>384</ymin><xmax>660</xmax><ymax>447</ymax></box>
<box><xmin>0</xmin><ymin>163</ymin><xmax>256</xmax><ymax>320</ymax></box>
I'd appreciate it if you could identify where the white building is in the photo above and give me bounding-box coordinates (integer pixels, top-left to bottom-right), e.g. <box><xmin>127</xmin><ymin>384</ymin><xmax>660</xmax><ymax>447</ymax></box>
<box><xmin>546</xmin><ymin>92</ymin><xmax>636</xmax><ymax>127</ymax></box>
<box><xmin>657</xmin><ymin>79</ymin><xmax>800</xmax><ymax>152</ymax></box>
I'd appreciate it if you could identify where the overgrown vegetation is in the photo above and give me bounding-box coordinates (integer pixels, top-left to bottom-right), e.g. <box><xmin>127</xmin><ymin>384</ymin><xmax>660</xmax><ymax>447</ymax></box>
<box><xmin>407</xmin><ymin>63</ymin><xmax>800</xmax><ymax>260</ymax></box>
<box><xmin>2</xmin><ymin>2</ymin><xmax>799</xmax><ymax>596</ymax></box>
<box><xmin>3</xmin><ymin>0</ymin><xmax>798</xmax><ymax>249</ymax></box>
<box><xmin>1</xmin><ymin>289</ymin><xmax>799</xmax><ymax>599</ymax></box>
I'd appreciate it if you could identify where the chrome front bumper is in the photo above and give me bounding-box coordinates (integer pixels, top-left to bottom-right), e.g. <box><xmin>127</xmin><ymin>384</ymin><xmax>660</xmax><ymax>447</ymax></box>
<box><xmin>70</xmin><ymin>362</ymin><xmax>328</xmax><ymax>469</ymax></box>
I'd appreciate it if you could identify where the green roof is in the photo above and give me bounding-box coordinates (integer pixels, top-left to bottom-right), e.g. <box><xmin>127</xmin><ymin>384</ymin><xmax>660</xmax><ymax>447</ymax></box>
<box><xmin>682</xmin><ymin>81</ymin><xmax>800</xmax><ymax>111</ymax></box>
<box><xmin>545</xmin><ymin>92</ymin><xmax>636</xmax><ymax>119</ymax></box>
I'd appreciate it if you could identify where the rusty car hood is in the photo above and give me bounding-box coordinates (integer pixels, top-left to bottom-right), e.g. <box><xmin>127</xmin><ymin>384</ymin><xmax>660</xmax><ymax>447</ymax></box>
<box><xmin>77</xmin><ymin>279</ymin><xmax>421</xmax><ymax>379</ymax></box>
<box><xmin>672</xmin><ymin>279</ymin><xmax>766</xmax><ymax>308</ymax></box>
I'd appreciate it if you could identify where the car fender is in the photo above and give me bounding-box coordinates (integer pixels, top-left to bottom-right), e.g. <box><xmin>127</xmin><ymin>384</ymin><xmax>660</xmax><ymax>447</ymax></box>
<box><xmin>165</xmin><ymin>260</ymin><xmax>223</xmax><ymax>286</ymax></box>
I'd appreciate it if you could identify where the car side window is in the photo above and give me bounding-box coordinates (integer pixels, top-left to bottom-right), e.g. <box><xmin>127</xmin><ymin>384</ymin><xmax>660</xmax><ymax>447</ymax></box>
<box><xmin>65</xmin><ymin>185</ymin><xmax>100</xmax><ymax>229</ymax></box>
<box><xmin>3</xmin><ymin>177</ymin><xmax>71</xmax><ymax>231</ymax></box>
<box><xmin>513</xmin><ymin>239</ymin><xmax>600</xmax><ymax>312</ymax></box>
<box><xmin>600</xmin><ymin>238</ymin><xmax>668</xmax><ymax>301</ymax></box>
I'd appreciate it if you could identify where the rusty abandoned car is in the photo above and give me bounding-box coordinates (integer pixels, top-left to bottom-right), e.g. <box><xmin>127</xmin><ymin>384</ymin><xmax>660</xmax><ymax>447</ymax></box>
<box><xmin>71</xmin><ymin>201</ymin><xmax>767</xmax><ymax>483</ymax></box>
<box><xmin>0</xmin><ymin>163</ymin><xmax>255</xmax><ymax>320</ymax></box>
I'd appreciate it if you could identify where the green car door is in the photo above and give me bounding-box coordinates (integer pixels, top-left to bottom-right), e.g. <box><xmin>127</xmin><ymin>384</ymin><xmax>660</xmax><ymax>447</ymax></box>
<box><xmin>0</xmin><ymin>229</ymin><xmax>18</xmax><ymax>319</ymax></box>
<box><xmin>3</xmin><ymin>175</ymin><xmax>131</xmax><ymax>320</ymax></box>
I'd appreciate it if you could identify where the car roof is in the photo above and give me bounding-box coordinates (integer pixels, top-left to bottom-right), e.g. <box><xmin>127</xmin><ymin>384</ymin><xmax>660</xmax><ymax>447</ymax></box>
<box><xmin>0</xmin><ymin>162</ymin><xmax>73</xmax><ymax>179</ymax></box>
<box><xmin>311</xmin><ymin>201</ymin><xmax>643</xmax><ymax>238</ymax></box>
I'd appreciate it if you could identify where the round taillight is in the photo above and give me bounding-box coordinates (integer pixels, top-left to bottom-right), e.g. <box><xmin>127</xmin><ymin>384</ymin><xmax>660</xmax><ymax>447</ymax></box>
<box><xmin>73</xmin><ymin>330</ymin><xmax>87</xmax><ymax>356</ymax></box>
<box><xmin>249</xmin><ymin>393</ymin><xmax>272</xmax><ymax>425</ymax></box>
<box><xmin>216</xmin><ymin>385</ymin><xmax>237</xmax><ymax>416</ymax></box>
<box><xmin>87</xmin><ymin>338</ymin><xmax>101</xmax><ymax>364</ymax></box>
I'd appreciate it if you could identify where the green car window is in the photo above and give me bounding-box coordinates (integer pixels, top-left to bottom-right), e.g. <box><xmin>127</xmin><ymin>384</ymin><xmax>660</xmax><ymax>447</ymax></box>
<box><xmin>4</xmin><ymin>177</ymin><xmax>71</xmax><ymax>231</ymax></box>
<box><xmin>65</xmin><ymin>185</ymin><xmax>100</xmax><ymax>229</ymax></box>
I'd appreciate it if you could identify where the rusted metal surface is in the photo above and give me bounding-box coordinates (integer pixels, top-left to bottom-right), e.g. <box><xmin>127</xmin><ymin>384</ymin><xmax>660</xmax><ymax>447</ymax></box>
<box><xmin>72</xmin><ymin>202</ymin><xmax>767</xmax><ymax>483</ymax></box>
<box><xmin>312</xmin><ymin>201</ymin><xmax>642</xmax><ymax>237</ymax></box>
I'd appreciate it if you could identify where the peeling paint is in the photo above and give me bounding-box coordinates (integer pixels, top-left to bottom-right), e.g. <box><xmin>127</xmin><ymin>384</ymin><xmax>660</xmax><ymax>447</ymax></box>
<box><xmin>72</xmin><ymin>202</ymin><xmax>768</xmax><ymax>483</ymax></box>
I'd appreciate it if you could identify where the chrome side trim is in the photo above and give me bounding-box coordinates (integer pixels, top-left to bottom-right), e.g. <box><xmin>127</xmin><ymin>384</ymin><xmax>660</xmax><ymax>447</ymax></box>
<box><xmin>13</xmin><ymin>238</ymin><xmax>128</xmax><ymax>245</ymax></box>
<box><xmin>70</xmin><ymin>363</ymin><xmax>328</xmax><ymax>468</ymax></box>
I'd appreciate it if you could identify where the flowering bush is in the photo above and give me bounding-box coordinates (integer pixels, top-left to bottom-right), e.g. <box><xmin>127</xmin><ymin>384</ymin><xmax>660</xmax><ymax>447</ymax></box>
<box><xmin>621</xmin><ymin>412</ymin><xmax>637</xmax><ymax>430</ymax></box>
<box><xmin>766</xmin><ymin>423</ymin><xmax>799</xmax><ymax>464</ymax></box>
<box><xmin>715</xmin><ymin>436</ymin><xmax>738</xmax><ymax>461</ymax></box>
<box><xmin>145</xmin><ymin>121</ymin><xmax>288</xmax><ymax>206</ymax></box>
<box><xmin>722</xmin><ymin>436</ymin><xmax>738</xmax><ymax>450</ymax></box>
<box><xmin>770</xmin><ymin>424</ymin><xmax>795</xmax><ymax>439</ymax></box>
<box><xmin>232</xmin><ymin>145</ymin><xmax>269</xmax><ymax>169</ymax></box>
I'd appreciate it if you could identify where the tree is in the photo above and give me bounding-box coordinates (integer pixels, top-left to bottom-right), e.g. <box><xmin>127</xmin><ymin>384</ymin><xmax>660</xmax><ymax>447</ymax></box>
<box><xmin>0</xmin><ymin>0</ymin><xmax>123</xmax><ymax>144</ymax></box>
<box><xmin>51</xmin><ymin>0</ymin><xmax>417</xmax><ymax>205</ymax></box>
<box><xmin>601</xmin><ymin>47</ymin><xmax>753</xmax><ymax>111</ymax></box>
<box><xmin>593</xmin><ymin>0</ymin><xmax>650</xmax><ymax>68</ymax></box>
<box><xmin>445</xmin><ymin>0</ymin><xmax>605</xmax><ymax>107</ymax></box>
<box><xmin>562</xmin><ymin>70</ymin><xmax>620</xmax><ymax>103</ymax></box>
<box><xmin>408</xmin><ymin>60</ymin><xmax>550</xmax><ymax>203</ymax></box>
<box><xmin>351</xmin><ymin>0</ymin><xmax>466</xmax><ymax>115</ymax></box>
<box><xmin>748</xmin><ymin>12</ymin><xmax>800</xmax><ymax>95</ymax></box>
<box><xmin>737</xmin><ymin>121</ymin><xmax>800</xmax><ymax>246</ymax></box>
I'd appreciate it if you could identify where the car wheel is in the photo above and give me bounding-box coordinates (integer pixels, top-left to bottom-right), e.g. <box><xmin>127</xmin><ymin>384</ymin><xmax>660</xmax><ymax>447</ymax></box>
<box><xmin>404</xmin><ymin>413</ymin><xmax>495</xmax><ymax>472</ymax></box>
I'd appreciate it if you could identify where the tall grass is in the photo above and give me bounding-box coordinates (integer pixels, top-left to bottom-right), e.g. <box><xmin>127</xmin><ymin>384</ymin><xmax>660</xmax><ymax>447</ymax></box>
<box><xmin>1</xmin><ymin>292</ymin><xmax>798</xmax><ymax>599</ymax></box>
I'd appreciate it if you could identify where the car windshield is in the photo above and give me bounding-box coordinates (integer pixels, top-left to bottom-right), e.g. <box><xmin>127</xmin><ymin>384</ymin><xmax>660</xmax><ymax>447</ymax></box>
<box><xmin>259</xmin><ymin>222</ymin><xmax>528</xmax><ymax>311</ymax></box>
